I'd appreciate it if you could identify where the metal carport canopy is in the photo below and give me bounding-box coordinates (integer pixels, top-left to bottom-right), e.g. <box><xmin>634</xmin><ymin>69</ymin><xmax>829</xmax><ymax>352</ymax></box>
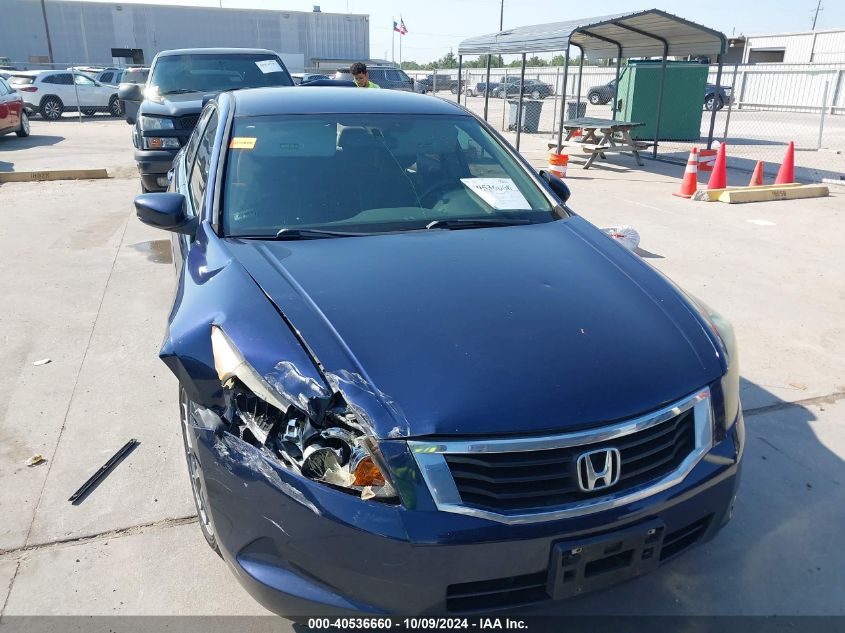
<box><xmin>457</xmin><ymin>9</ymin><xmax>725</xmax><ymax>58</ymax></box>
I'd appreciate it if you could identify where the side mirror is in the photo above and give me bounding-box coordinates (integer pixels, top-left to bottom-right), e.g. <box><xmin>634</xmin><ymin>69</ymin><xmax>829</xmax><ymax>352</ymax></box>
<box><xmin>118</xmin><ymin>83</ymin><xmax>143</xmax><ymax>102</ymax></box>
<box><xmin>135</xmin><ymin>192</ymin><xmax>196</xmax><ymax>236</ymax></box>
<box><xmin>539</xmin><ymin>170</ymin><xmax>571</xmax><ymax>204</ymax></box>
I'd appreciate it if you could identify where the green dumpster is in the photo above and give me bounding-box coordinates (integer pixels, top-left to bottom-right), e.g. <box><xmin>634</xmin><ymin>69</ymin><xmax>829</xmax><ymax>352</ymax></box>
<box><xmin>616</xmin><ymin>61</ymin><xmax>709</xmax><ymax>141</ymax></box>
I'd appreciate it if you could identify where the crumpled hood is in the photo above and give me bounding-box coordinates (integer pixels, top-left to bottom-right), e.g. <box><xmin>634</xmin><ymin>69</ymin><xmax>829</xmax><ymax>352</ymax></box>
<box><xmin>225</xmin><ymin>218</ymin><xmax>723</xmax><ymax>439</ymax></box>
<box><xmin>138</xmin><ymin>91</ymin><xmax>206</xmax><ymax>118</ymax></box>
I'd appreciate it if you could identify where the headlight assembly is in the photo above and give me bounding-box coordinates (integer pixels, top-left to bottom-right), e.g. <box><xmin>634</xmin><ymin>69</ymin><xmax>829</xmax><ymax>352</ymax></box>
<box><xmin>687</xmin><ymin>297</ymin><xmax>740</xmax><ymax>433</ymax></box>
<box><xmin>140</xmin><ymin>115</ymin><xmax>175</xmax><ymax>130</ymax></box>
<box><xmin>210</xmin><ymin>326</ymin><xmax>397</xmax><ymax>500</ymax></box>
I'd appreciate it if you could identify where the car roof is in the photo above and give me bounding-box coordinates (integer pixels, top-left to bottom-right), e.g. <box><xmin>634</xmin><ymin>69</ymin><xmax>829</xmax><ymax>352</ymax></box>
<box><xmin>231</xmin><ymin>86</ymin><xmax>469</xmax><ymax>117</ymax></box>
<box><xmin>156</xmin><ymin>48</ymin><xmax>278</xmax><ymax>58</ymax></box>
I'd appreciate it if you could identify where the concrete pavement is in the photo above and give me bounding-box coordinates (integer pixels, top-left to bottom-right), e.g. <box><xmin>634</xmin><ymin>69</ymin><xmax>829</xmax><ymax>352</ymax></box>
<box><xmin>0</xmin><ymin>119</ymin><xmax>843</xmax><ymax>619</ymax></box>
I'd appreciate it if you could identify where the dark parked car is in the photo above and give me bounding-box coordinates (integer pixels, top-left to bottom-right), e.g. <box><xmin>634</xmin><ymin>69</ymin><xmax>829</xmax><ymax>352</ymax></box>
<box><xmin>333</xmin><ymin>65</ymin><xmax>414</xmax><ymax>91</ymax></box>
<box><xmin>134</xmin><ymin>87</ymin><xmax>743</xmax><ymax>616</ymax></box>
<box><xmin>587</xmin><ymin>78</ymin><xmax>618</xmax><ymax>105</ymax></box>
<box><xmin>587</xmin><ymin>79</ymin><xmax>732</xmax><ymax>110</ymax></box>
<box><xmin>416</xmin><ymin>73</ymin><xmax>458</xmax><ymax>93</ymax></box>
<box><xmin>119</xmin><ymin>48</ymin><xmax>292</xmax><ymax>192</ymax></box>
<box><xmin>0</xmin><ymin>76</ymin><xmax>30</xmax><ymax>137</ymax></box>
<box><xmin>704</xmin><ymin>83</ymin><xmax>732</xmax><ymax>110</ymax></box>
<box><xmin>494</xmin><ymin>78</ymin><xmax>555</xmax><ymax>99</ymax></box>
<box><xmin>117</xmin><ymin>67</ymin><xmax>150</xmax><ymax>124</ymax></box>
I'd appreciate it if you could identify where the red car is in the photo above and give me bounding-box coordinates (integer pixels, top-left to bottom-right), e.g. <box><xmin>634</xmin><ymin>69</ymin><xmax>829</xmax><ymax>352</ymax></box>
<box><xmin>0</xmin><ymin>76</ymin><xmax>30</xmax><ymax>138</ymax></box>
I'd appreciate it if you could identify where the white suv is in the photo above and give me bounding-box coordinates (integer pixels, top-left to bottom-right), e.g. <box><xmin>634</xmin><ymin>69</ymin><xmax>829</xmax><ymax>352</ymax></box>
<box><xmin>8</xmin><ymin>70</ymin><xmax>122</xmax><ymax>120</ymax></box>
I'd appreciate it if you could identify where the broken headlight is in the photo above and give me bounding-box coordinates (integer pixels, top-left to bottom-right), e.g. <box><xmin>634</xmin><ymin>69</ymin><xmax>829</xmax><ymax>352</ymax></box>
<box><xmin>210</xmin><ymin>326</ymin><xmax>397</xmax><ymax>500</ymax></box>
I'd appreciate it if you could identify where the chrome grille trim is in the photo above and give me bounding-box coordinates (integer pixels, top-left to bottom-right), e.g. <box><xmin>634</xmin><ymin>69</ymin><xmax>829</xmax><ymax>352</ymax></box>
<box><xmin>409</xmin><ymin>388</ymin><xmax>713</xmax><ymax>524</ymax></box>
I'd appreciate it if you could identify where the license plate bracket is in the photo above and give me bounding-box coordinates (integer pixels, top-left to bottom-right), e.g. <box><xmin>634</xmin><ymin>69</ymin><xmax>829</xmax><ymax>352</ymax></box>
<box><xmin>547</xmin><ymin>519</ymin><xmax>666</xmax><ymax>599</ymax></box>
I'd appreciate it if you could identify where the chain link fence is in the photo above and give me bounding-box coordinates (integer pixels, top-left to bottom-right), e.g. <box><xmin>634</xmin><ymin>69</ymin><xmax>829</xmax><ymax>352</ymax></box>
<box><xmin>1</xmin><ymin>61</ymin><xmax>137</xmax><ymax>121</ymax></box>
<box><xmin>407</xmin><ymin>62</ymin><xmax>845</xmax><ymax>183</ymax></box>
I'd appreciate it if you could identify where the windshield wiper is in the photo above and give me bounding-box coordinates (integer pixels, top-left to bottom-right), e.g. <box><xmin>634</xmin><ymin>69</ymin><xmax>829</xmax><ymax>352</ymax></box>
<box><xmin>425</xmin><ymin>218</ymin><xmax>535</xmax><ymax>230</ymax></box>
<box><xmin>159</xmin><ymin>88</ymin><xmax>201</xmax><ymax>95</ymax></box>
<box><xmin>272</xmin><ymin>228</ymin><xmax>368</xmax><ymax>240</ymax></box>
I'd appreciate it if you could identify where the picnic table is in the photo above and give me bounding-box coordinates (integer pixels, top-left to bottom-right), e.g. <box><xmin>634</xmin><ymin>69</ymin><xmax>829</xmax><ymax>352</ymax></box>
<box><xmin>548</xmin><ymin>118</ymin><xmax>648</xmax><ymax>169</ymax></box>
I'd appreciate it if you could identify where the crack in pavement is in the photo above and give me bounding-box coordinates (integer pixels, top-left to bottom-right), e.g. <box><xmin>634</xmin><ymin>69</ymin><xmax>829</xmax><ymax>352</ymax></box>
<box><xmin>0</xmin><ymin>516</ymin><xmax>198</xmax><ymax>561</ymax></box>
<box><xmin>21</xmin><ymin>208</ymin><xmax>134</xmax><ymax>552</ymax></box>
<box><xmin>742</xmin><ymin>390</ymin><xmax>845</xmax><ymax>418</ymax></box>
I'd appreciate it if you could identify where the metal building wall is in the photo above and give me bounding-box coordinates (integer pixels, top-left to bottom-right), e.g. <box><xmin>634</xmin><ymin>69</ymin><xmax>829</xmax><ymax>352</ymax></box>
<box><xmin>0</xmin><ymin>0</ymin><xmax>369</xmax><ymax>71</ymax></box>
<box><xmin>743</xmin><ymin>30</ymin><xmax>845</xmax><ymax>64</ymax></box>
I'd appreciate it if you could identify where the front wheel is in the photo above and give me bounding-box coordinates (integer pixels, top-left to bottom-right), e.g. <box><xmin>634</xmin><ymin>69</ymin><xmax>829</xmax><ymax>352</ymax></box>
<box><xmin>40</xmin><ymin>96</ymin><xmax>63</xmax><ymax>121</ymax></box>
<box><xmin>16</xmin><ymin>110</ymin><xmax>30</xmax><ymax>138</ymax></box>
<box><xmin>179</xmin><ymin>386</ymin><xmax>221</xmax><ymax>556</ymax></box>
<box><xmin>704</xmin><ymin>95</ymin><xmax>723</xmax><ymax>111</ymax></box>
<box><xmin>588</xmin><ymin>92</ymin><xmax>601</xmax><ymax>105</ymax></box>
<box><xmin>531</xmin><ymin>90</ymin><xmax>541</xmax><ymax>99</ymax></box>
<box><xmin>109</xmin><ymin>95</ymin><xmax>123</xmax><ymax>117</ymax></box>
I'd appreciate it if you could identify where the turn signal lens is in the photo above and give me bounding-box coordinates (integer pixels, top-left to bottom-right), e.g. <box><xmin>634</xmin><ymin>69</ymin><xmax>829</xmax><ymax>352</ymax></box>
<box><xmin>352</xmin><ymin>456</ymin><xmax>386</xmax><ymax>487</ymax></box>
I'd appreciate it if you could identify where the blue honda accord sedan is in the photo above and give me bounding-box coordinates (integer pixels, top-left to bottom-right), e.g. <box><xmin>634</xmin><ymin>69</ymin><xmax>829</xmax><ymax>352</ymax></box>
<box><xmin>135</xmin><ymin>87</ymin><xmax>743</xmax><ymax>616</ymax></box>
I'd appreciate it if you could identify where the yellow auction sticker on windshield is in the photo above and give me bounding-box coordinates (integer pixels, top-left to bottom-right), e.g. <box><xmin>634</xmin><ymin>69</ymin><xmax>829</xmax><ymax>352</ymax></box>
<box><xmin>229</xmin><ymin>137</ymin><xmax>257</xmax><ymax>150</ymax></box>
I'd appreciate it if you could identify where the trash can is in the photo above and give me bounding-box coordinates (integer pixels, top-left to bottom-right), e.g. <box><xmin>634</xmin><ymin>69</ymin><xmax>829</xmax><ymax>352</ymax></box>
<box><xmin>508</xmin><ymin>99</ymin><xmax>544</xmax><ymax>133</ymax></box>
<box><xmin>566</xmin><ymin>101</ymin><xmax>587</xmax><ymax>119</ymax></box>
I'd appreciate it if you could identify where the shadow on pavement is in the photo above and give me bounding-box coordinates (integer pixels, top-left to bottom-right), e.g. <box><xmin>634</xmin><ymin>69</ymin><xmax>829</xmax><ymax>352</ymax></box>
<box><xmin>529</xmin><ymin>378</ymin><xmax>844</xmax><ymax>615</ymax></box>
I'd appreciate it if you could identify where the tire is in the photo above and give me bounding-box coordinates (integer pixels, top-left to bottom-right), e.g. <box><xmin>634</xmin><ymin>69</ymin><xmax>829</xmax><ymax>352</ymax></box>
<box><xmin>40</xmin><ymin>96</ymin><xmax>63</xmax><ymax>121</ymax></box>
<box><xmin>109</xmin><ymin>95</ymin><xmax>123</xmax><ymax>117</ymax></box>
<box><xmin>179</xmin><ymin>386</ymin><xmax>221</xmax><ymax>556</ymax></box>
<box><xmin>704</xmin><ymin>94</ymin><xmax>722</xmax><ymax>111</ymax></box>
<box><xmin>588</xmin><ymin>92</ymin><xmax>602</xmax><ymax>105</ymax></box>
<box><xmin>531</xmin><ymin>90</ymin><xmax>541</xmax><ymax>99</ymax></box>
<box><xmin>450</xmin><ymin>85</ymin><xmax>458</xmax><ymax>95</ymax></box>
<box><xmin>15</xmin><ymin>110</ymin><xmax>30</xmax><ymax>138</ymax></box>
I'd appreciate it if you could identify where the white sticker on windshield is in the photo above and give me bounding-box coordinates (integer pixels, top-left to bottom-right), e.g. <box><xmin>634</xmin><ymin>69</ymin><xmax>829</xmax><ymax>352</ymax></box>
<box><xmin>460</xmin><ymin>178</ymin><xmax>531</xmax><ymax>210</ymax></box>
<box><xmin>255</xmin><ymin>59</ymin><xmax>283</xmax><ymax>74</ymax></box>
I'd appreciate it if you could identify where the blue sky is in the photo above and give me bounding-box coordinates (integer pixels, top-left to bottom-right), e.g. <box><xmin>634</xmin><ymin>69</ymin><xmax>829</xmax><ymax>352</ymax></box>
<box><xmin>66</xmin><ymin>0</ymin><xmax>844</xmax><ymax>62</ymax></box>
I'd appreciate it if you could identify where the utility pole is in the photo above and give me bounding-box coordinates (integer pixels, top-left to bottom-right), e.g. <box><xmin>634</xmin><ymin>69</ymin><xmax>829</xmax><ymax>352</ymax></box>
<box><xmin>498</xmin><ymin>0</ymin><xmax>504</xmax><ymax>66</ymax></box>
<box><xmin>40</xmin><ymin>0</ymin><xmax>54</xmax><ymax>64</ymax></box>
<box><xmin>812</xmin><ymin>0</ymin><xmax>822</xmax><ymax>30</ymax></box>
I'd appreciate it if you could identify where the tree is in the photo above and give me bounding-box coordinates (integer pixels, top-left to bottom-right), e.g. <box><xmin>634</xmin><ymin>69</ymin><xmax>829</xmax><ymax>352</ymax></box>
<box><xmin>526</xmin><ymin>55</ymin><xmax>548</xmax><ymax>67</ymax></box>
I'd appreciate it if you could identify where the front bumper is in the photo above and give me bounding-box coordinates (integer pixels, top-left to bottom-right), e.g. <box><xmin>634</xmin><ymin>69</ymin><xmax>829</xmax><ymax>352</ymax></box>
<box><xmin>133</xmin><ymin>147</ymin><xmax>177</xmax><ymax>191</ymax></box>
<box><xmin>190</xmin><ymin>410</ymin><xmax>744</xmax><ymax>617</ymax></box>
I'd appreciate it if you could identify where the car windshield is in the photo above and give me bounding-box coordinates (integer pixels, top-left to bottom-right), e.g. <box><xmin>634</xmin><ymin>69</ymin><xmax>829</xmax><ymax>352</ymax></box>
<box><xmin>149</xmin><ymin>54</ymin><xmax>292</xmax><ymax>95</ymax></box>
<box><xmin>223</xmin><ymin>113</ymin><xmax>557</xmax><ymax>237</ymax></box>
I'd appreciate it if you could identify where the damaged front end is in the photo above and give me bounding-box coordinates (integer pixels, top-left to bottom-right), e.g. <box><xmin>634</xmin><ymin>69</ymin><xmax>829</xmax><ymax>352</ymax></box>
<box><xmin>210</xmin><ymin>326</ymin><xmax>398</xmax><ymax>502</ymax></box>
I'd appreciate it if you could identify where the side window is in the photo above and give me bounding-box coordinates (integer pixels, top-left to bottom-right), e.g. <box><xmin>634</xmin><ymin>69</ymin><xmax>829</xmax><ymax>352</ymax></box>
<box><xmin>100</xmin><ymin>72</ymin><xmax>113</xmax><ymax>83</ymax></box>
<box><xmin>0</xmin><ymin>80</ymin><xmax>8</xmax><ymax>96</ymax></box>
<box><xmin>189</xmin><ymin>109</ymin><xmax>219</xmax><ymax>212</ymax></box>
<box><xmin>369</xmin><ymin>69</ymin><xmax>386</xmax><ymax>84</ymax></box>
<box><xmin>42</xmin><ymin>74</ymin><xmax>58</xmax><ymax>84</ymax></box>
<box><xmin>184</xmin><ymin>106</ymin><xmax>214</xmax><ymax>175</ymax></box>
<box><xmin>74</xmin><ymin>74</ymin><xmax>95</xmax><ymax>86</ymax></box>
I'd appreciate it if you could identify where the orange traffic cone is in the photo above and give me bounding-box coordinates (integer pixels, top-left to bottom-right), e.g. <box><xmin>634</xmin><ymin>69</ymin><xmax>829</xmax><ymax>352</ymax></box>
<box><xmin>749</xmin><ymin>161</ymin><xmax>764</xmax><ymax>186</ymax></box>
<box><xmin>673</xmin><ymin>147</ymin><xmax>699</xmax><ymax>198</ymax></box>
<box><xmin>707</xmin><ymin>142</ymin><xmax>727</xmax><ymax>190</ymax></box>
<box><xmin>775</xmin><ymin>141</ymin><xmax>795</xmax><ymax>184</ymax></box>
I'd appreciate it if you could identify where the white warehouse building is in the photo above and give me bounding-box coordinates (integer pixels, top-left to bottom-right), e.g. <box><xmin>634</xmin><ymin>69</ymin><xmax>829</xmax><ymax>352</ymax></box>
<box><xmin>742</xmin><ymin>28</ymin><xmax>845</xmax><ymax>64</ymax></box>
<box><xmin>0</xmin><ymin>0</ymin><xmax>370</xmax><ymax>72</ymax></box>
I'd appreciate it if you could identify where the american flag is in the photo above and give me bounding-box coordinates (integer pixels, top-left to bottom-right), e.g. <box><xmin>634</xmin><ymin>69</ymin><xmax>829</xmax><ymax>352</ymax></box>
<box><xmin>394</xmin><ymin>18</ymin><xmax>408</xmax><ymax>35</ymax></box>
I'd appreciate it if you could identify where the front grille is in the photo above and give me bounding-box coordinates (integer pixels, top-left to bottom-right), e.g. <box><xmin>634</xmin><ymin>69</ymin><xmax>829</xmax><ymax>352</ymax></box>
<box><xmin>446</xmin><ymin>571</ymin><xmax>549</xmax><ymax>612</ymax></box>
<box><xmin>444</xmin><ymin>409</ymin><xmax>696</xmax><ymax>513</ymax></box>
<box><xmin>179</xmin><ymin>114</ymin><xmax>200</xmax><ymax>130</ymax></box>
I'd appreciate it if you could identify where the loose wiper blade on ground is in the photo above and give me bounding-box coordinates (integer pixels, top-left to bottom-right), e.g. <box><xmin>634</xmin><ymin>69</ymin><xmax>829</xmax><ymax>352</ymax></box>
<box><xmin>425</xmin><ymin>218</ymin><xmax>534</xmax><ymax>230</ymax></box>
